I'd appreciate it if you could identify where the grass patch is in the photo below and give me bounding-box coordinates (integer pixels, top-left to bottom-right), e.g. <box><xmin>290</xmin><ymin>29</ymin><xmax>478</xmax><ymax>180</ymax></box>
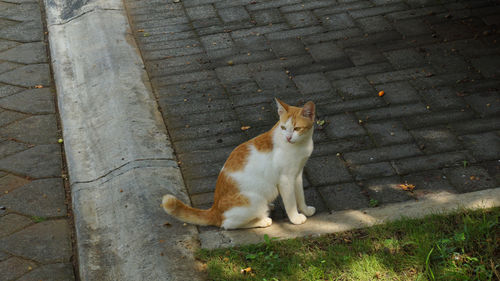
<box><xmin>31</xmin><ymin>216</ymin><xmax>47</xmax><ymax>223</ymax></box>
<box><xmin>197</xmin><ymin>208</ymin><xmax>499</xmax><ymax>281</ymax></box>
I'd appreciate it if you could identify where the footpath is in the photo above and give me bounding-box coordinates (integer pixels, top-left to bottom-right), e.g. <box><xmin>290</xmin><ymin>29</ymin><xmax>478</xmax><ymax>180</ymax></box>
<box><xmin>1</xmin><ymin>0</ymin><xmax>500</xmax><ymax>281</ymax></box>
<box><xmin>0</xmin><ymin>0</ymin><xmax>76</xmax><ymax>280</ymax></box>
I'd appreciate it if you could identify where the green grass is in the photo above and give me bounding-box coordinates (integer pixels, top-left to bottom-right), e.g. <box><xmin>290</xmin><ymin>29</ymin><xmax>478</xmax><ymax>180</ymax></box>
<box><xmin>197</xmin><ymin>208</ymin><xmax>499</xmax><ymax>281</ymax></box>
<box><xmin>31</xmin><ymin>216</ymin><xmax>47</xmax><ymax>223</ymax></box>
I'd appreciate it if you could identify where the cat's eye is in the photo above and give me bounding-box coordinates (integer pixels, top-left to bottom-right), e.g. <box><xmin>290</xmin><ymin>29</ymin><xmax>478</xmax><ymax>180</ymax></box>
<box><xmin>281</xmin><ymin>125</ymin><xmax>286</xmax><ymax>130</ymax></box>
<box><xmin>294</xmin><ymin>127</ymin><xmax>301</xmax><ymax>131</ymax></box>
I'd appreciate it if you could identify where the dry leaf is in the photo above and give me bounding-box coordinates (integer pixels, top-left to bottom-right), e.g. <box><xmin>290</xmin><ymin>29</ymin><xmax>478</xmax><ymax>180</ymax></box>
<box><xmin>240</xmin><ymin>267</ymin><xmax>252</xmax><ymax>274</ymax></box>
<box><xmin>137</xmin><ymin>29</ymin><xmax>145</xmax><ymax>32</ymax></box>
<box><xmin>241</xmin><ymin>126</ymin><xmax>251</xmax><ymax>131</ymax></box>
<box><xmin>399</xmin><ymin>183</ymin><xmax>415</xmax><ymax>191</ymax></box>
<box><xmin>163</xmin><ymin>221</ymin><xmax>172</xmax><ymax>227</ymax></box>
<box><xmin>223</xmin><ymin>257</ymin><xmax>229</xmax><ymax>262</ymax></box>
<box><xmin>378</xmin><ymin>90</ymin><xmax>385</xmax><ymax>97</ymax></box>
<box><xmin>34</xmin><ymin>85</ymin><xmax>43</xmax><ymax>88</ymax></box>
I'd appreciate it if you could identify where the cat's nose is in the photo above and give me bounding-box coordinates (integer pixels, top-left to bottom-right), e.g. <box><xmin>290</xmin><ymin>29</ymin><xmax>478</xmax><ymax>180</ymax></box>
<box><xmin>286</xmin><ymin>136</ymin><xmax>292</xmax><ymax>141</ymax></box>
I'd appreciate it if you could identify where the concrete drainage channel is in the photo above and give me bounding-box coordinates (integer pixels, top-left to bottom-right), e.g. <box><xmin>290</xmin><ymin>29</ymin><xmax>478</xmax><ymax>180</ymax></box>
<box><xmin>43</xmin><ymin>0</ymin><xmax>500</xmax><ymax>280</ymax></box>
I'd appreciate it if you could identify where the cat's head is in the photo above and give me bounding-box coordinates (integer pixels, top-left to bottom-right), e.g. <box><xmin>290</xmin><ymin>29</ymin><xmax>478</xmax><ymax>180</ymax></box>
<box><xmin>275</xmin><ymin>98</ymin><xmax>315</xmax><ymax>144</ymax></box>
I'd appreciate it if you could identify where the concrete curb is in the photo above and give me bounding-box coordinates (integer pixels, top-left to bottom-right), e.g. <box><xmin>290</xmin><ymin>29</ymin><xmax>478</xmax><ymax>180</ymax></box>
<box><xmin>200</xmin><ymin>188</ymin><xmax>500</xmax><ymax>249</ymax></box>
<box><xmin>43</xmin><ymin>0</ymin><xmax>203</xmax><ymax>280</ymax></box>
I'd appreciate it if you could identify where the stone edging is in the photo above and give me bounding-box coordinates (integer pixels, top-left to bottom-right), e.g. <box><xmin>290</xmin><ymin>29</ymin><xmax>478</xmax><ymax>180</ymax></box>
<box><xmin>200</xmin><ymin>187</ymin><xmax>500</xmax><ymax>249</ymax></box>
<box><xmin>43</xmin><ymin>0</ymin><xmax>203</xmax><ymax>280</ymax></box>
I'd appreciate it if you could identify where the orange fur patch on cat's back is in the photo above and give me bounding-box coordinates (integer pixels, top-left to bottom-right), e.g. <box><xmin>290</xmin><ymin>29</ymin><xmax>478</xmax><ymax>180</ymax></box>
<box><xmin>223</xmin><ymin>142</ymin><xmax>250</xmax><ymax>172</ymax></box>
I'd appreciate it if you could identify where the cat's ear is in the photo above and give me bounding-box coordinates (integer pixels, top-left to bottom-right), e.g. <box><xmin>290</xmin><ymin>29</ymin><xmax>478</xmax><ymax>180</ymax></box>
<box><xmin>301</xmin><ymin>101</ymin><xmax>315</xmax><ymax>120</ymax></box>
<box><xmin>275</xmin><ymin>98</ymin><xmax>289</xmax><ymax>116</ymax></box>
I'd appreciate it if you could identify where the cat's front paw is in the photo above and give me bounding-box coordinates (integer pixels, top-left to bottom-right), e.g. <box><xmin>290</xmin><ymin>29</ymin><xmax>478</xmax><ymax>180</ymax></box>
<box><xmin>302</xmin><ymin>206</ymin><xmax>316</xmax><ymax>217</ymax></box>
<box><xmin>289</xmin><ymin>213</ymin><xmax>307</xmax><ymax>225</ymax></box>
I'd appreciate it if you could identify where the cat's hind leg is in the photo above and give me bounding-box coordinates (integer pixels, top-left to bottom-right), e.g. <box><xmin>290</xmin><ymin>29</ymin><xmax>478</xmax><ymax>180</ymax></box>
<box><xmin>221</xmin><ymin>199</ymin><xmax>270</xmax><ymax>229</ymax></box>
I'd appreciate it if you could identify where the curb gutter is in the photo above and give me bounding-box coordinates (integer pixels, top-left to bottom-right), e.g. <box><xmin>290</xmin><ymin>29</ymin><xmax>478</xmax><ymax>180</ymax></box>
<box><xmin>43</xmin><ymin>0</ymin><xmax>203</xmax><ymax>280</ymax></box>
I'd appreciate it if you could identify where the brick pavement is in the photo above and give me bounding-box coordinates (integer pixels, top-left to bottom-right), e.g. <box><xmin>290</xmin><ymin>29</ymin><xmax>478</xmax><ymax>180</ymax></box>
<box><xmin>0</xmin><ymin>0</ymin><xmax>76</xmax><ymax>280</ymax></box>
<box><xmin>125</xmin><ymin>0</ymin><xmax>500</xmax><ymax>229</ymax></box>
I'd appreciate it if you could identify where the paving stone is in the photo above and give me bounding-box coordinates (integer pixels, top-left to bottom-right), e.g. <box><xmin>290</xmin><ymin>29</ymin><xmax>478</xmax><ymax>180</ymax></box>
<box><xmin>0</xmin><ymin>144</ymin><xmax>61</xmax><ymax>178</ymax></box>
<box><xmin>0</xmin><ymin>20</ymin><xmax>43</xmax><ymax>42</ymax></box>
<box><xmin>410</xmin><ymin>127</ymin><xmax>462</xmax><ymax>154</ymax></box>
<box><xmin>231</xmin><ymin>23</ymin><xmax>289</xmax><ymax>39</ymax></box>
<box><xmin>305</xmin><ymin>155</ymin><xmax>352</xmax><ymax>186</ymax></box>
<box><xmin>363</xmin><ymin>176</ymin><xmax>414</xmax><ymax>204</ymax></box>
<box><xmin>0</xmin><ymin>257</ymin><xmax>37</xmax><ymax>281</ymax></box>
<box><xmin>182</xmin><ymin>159</ymin><xmax>225</xmax><ymax>180</ymax></box>
<box><xmin>344</xmin><ymin>45</ymin><xmax>387</xmax><ymax>66</ymax></box>
<box><xmin>0</xmin><ymin>88</ymin><xmax>55</xmax><ymax>114</ymax></box>
<box><xmin>0</xmin><ymin>179</ymin><xmax>66</xmax><ymax>217</ymax></box>
<box><xmin>0</xmin><ymin>251</ymin><xmax>9</xmax><ymax>262</ymax></box>
<box><xmin>280</xmin><ymin>0</ymin><xmax>338</xmax><ymax>12</ymax></box>
<box><xmin>174</xmin><ymin>132</ymin><xmax>247</xmax><ymax>155</ymax></box>
<box><xmin>186</xmin><ymin>176</ymin><xmax>217</xmax><ymax>195</ymax></box>
<box><xmin>293</xmin><ymin>72</ymin><xmax>331</xmax><ymax>94</ymax></box>
<box><xmin>234</xmin><ymin>35</ymin><xmax>270</xmax><ymax>52</ymax></box>
<box><xmin>254</xmin><ymin>70</ymin><xmax>294</xmax><ymax>90</ymax></box>
<box><xmin>348</xmin><ymin>3</ymin><xmax>409</xmax><ymax>19</ymax></box>
<box><xmin>1</xmin><ymin>2</ymin><xmax>40</xmax><ymax>21</ymax></box>
<box><xmin>394</xmin><ymin>151</ymin><xmax>473</xmax><ymax>175</ymax></box>
<box><xmin>0</xmin><ymin>39</ymin><xmax>19</xmax><ymax>53</ymax></box>
<box><xmin>0</xmin><ymin>213</ymin><xmax>32</xmax><ymax>238</ymax></box>
<box><xmin>357</xmin><ymin>15</ymin><xmax>393</xmax><ymax>33</ymax></box>
<box><xmin>318</xmin><ymin>183</ymin><xmax>369</xmax><ymax>211</ymax></box>
<box><xmin>326</xmin><ymin>62</ymin><xmax>393</xmax><ymax>80</ymax></box>
<box><xmin>0</xmin><ymin>61</ymin><xmax>20</xmax><ymax>75</ymax></box>
<box><xmin>284</xmin><ymin>10</ymin><xmax>318</xmax><ymax>27</ymax></box>
<box><xmin>312</xmin><ymin>136</ymin><xmax>373</xmax><ymax>157</ymax></box>
<box><xmin>0</xmin><ymin>109</ymin><xmax>28</xmax><ymax>127</ymax></box>
<box><xmin>373</xmin><ymin>81</ymin><xmax>420</xmax><ymax>104</ymax></box>
<box><xmin>319</xmin><ymin>13</ymin><xmax>356</xmax><ymax>30</ymax></box>
<box><xmin>402</xmin><ymin>170</ymin><xmax>457</xmax><ymax>198</ymax></box>
<box><xmin>168</xmin><ymin>109</ymin><xmax>238</xmax><ymax>129</ymax></box>
<box><xmin>0</xmin><ymin>140</ymin><xmax>30</xmax><ymax>159</ymax></box>
<box><xmin>0</xmin><ymin>84</ymin><xmax>23</xmax><ymax>98</ymax></box>
<box><xmin>200</xmin><ymin>33</ymin><xmax>234</xmax><ymax>51</ymax></box>
<box><xmin>464</xmin><ymin>91</ymin><xmax>500</xmax><ymax>117</ymax></box>
<box><xmin>186</xmin><ymin>5</ymin><xmax>217</xmax><ymax>20</ymax></box>
<box><xmin>215</xmin><ymin>64</ymin><xmax>252</xmax><ymax>85</ymax></box>
<box><xmin>331</xmin><ymin>77</ymin><xmax>375</xmax><ymax>99</ymax></box>
<box><xmin>423</xmin><ymin>45</ymin><xmax>469</xmax><ymax>74</ymax></box>
<box><xmin>302</xmin><ymin>27</ymin><xmax>363</xmax><ymax>44</ymax></box>
<box><xmin>170</xmin><ymin>120</ymin><xmax>242</xmax><ymax>142</ymax></box>
<box><xmin>343</xmin><ymin>143</ymin><xmax>422</xmax><ymax>165</ymax></box>
<box><xmin>235</xmin><ymin>102</ymin><xmax>276</xmax><ymax>128</ymax></box>
<box><xmin>218</xmin><ymin>6</ymin><xmax>250</xmax><ymax>23</ymax></box>
<box><xmin>313</xmin><ymin>1</ymin><xmax>373</xmax><ymax>16</ymax></box>
<box><xmin>366</xmin><ymin>67</ymin><xmax>433</xmax><ymax>84</ymax></box>
<box><xmin>317</xmin><ymin>97</ymin><xmax>385</xmax><ymax>116</ymax></box>
<box><xmin>17</xmin><ymin>263</ymin><xmax>75</xmax><ymax>281</ymax></box>
<box><xmin>0</xmin><ymin>173</ymin><xmax>30</xmax><ymax>195</ymax></box>
<box><xmin>383</xmin><ymin>48</ymin><xmax>425</xmax><ymax>69</ymax></box>
<box><xmin>251</xmin><ymin>8</ymin><xmax>283</xmax><ymax>24</ymax></box>
<box><xmin>460</xmin><ymin>132</ymin><xmax>500</xmax><ymax>161</ymax></box>
<box><xmin>0</xmin><ymin>220</ymin><xmax>71</xmax><ymax>263</ymax></box>
<box><xmin>420</xmin><ymin>87</ymin><xmax>467</xmax><ymax>110</ymax></box>
<box><xmin>356</xmin><ymin>103</ymin><xmax>428</xmax><ymax>121</ymax></box>
<box><xmin>444</xmin><ymin>166</ymin><xmax>496</xmax><ymax>193</ymax></box>
<box><xmin>266</xmin><ymin>26</ymin><xmax>325</xmax><ymax>40</ymax></box>
<box><xmin>0</xmin><ymin>115</ymin><xmax>58</xmax><ymax>144</ymax></box>
<box><xmin>450</xmin><ymin>117</ymin><xmax>500</xmax><ymax>135</ymax></box>
<box><xmin>246</xmin><ymin>0</ymin><xmax>302</xmax><ymax>11</ymax></box>
<box><xmin>0</xmin><ymin>64</ymin><xmax>51</xmax><ymax>87</ymax></box>
<box><xmin>403</xmin><ymin>109</ymin><xmax>474</xmax><ymax>129</ymax></box>
<box><xmin>394</xmin><ymin>18</ymin><xmax>432</xmax><ymax>36</ymax></box>
<box><xmin>350</xmin><ymin>161</ymin><xmax>396</xmax><ymax>180</ymax></box>
<box><xmin>307</xmin><ymin>42</ymin><xmax>347</xmax><ymax>62</ymax></box>
<box><xmin>324</xmin><ymin>113</ymin><xmax>366</xmax><ymax>139</ymax></box>
<box><xmin>480</xmin><ymin>160</ymin><xmax>500</xmax><ymax>185</ymax></box>
<box><xmin>143</xmin><ymin>46</ymin><xmax>204</xmax><ymax>60</ymax></box>
<box><xmin>365</xmin><ymin>120</ymin><xmax>413</xmax><ymax>146</ymax></box>
<box><xmin>270</xmin><ymin>38</ymin><xmax>306</xmax><ymax>57</ymax></box>
<box><xmin>0</xmin><ymin>42</ymin><xmax>47</xmax><ymax>64</ymax></box>
<box><xmin>153</xmin><ymin>70</ymin><xmax>217</xmax><ymax>86</ymax></box>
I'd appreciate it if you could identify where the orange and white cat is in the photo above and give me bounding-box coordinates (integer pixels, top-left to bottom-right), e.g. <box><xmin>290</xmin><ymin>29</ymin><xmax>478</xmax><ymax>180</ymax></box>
<box><xmin>162</xmin><ymin>98</ymin><xmax>316</xmax><ymax>229</ymax></box>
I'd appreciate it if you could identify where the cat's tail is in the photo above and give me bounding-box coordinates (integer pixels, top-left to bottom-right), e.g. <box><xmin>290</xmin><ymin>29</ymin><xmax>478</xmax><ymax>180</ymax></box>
<box><xmin>162</xmin><ymin>194</ymin><xmax>219</xmax><ymax>226</ymax></box>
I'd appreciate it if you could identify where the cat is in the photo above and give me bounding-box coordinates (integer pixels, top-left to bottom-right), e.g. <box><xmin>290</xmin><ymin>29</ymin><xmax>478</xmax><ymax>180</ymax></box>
<box><xmin>162</xmin><ymin>98</ymin><xmax>316</xmax><ymax>229</ymax></box>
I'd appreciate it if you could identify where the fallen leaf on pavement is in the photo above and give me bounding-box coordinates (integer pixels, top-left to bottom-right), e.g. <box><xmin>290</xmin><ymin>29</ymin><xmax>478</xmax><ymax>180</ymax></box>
<box><xmin>241</xmin><ymin>126</ymin><xmax>251</xmax><ymax>131</ymax></box>
<box><xmin>399</xmin><ymin>183</ymin><xmax>415</xmax><ymax>191</ymax></box>
<box><xmin>378</xmin><ymin>90</ymin><xmax>385</xmax><ymax>97</ymax></box>
<box><xmin>34</xmin><ymin>85</ymin><xmax>43</xmax><ymax>88</ymax></box>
